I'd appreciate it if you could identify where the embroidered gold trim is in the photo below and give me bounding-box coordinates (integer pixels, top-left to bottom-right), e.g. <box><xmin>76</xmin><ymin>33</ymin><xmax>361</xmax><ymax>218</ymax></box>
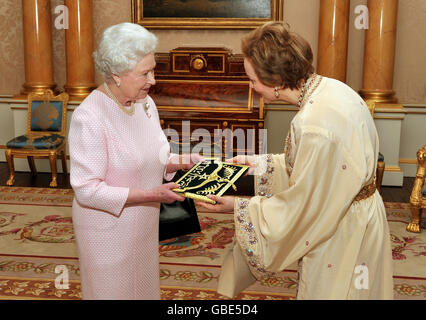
<box><xmin>255</xmin><ymin>154</ymin><xmax>274</xmax><ymax>198</ymax></box>
<box><xmin>234</xmin><ymin>198</ymin><xmax>274</xmax><ymax>279</ymax></box>
<box><xmin>283</xmin><ymin>75</ymin><xmax>323</xmax><ymax>177</ymax></box>
<box><xmin>284</xmin><ymin>129</ymin><xmax>293</xmax><ymax>177</ymax></box>
<box><xmin>299</xmin><ymin>74</ymin><xmax>323</xmax><ymax>109</ymax></box>
<box><xmin>353</xmin><ymin>180</ymin><xmax>376</xmax><ymax>202</ymax></box>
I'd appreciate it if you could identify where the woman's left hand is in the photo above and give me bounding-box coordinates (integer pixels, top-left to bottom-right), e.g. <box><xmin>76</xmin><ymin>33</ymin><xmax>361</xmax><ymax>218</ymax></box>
<box><xmin>196</xmin><ymin>195</ymin><xmax>235</xmax><ymax>213</ymax></box>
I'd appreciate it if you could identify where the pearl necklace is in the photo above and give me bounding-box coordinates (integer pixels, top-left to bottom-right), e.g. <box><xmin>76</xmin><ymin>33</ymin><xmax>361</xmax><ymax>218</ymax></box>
<box><xmin>104</xmin><ymin>82</ymin><xmax>135</xmax><ymax>116</ymax></box>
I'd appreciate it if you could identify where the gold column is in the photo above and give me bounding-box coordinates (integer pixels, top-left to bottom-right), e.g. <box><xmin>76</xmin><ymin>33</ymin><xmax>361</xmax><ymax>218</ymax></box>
<box><xmin>19</xmin><ymin>0</ymin><xmax>56</xmax><ymax>97</ymax></box>
<box><xmin>64</xmin><ymin>0</ymin><xmax>96</xmax><ymax>100</ymax></box>
<box><xmin>359</xmin><ymin>0</ymin><xmax>399</xmax><ymax>103</ymax></box>
<box><xmin>317</xmin><ymin>0</ymin><xmax>350</xmax><ymax>82</ymax></box>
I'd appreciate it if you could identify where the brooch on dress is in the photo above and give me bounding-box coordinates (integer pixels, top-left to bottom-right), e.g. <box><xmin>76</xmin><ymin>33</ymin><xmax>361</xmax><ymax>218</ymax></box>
<box><xmin>143</xmin><ymin>102</ymin><xmax>151</xmax><ymax>118</ymax></box>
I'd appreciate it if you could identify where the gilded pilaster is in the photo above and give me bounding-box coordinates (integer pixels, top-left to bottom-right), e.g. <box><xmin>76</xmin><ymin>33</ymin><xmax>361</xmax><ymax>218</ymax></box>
<box><xmin>19</xmin><ymin>0</ymin><xmax>56</xmax><ymax>97</ymax></box>
<box><xmin>64</xmin><ymin>0</ymin><xmax>96</xmax><ymax>100</ymax></box>
<box><xmin>317</xmin><ymin>0</ymin><xmax>350</xmax><ymax>82</ymax></box>
<box><xmin>359</xmin><ymin>0</ymin><xmax>399</xmax><ymax>103</ymax></box>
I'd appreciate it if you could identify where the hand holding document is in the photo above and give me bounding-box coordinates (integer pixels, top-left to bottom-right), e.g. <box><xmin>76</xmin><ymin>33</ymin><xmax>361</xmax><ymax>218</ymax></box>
<box><xmin>173</xmin><ymin>158</ymin><xmax>249</xmax><ymax>204</ymax></box>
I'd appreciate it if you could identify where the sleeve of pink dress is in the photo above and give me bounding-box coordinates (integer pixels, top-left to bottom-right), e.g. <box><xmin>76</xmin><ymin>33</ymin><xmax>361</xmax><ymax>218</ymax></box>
<box><xmin>69</xmin><ymin>106</ymin><xmax>129</xmax><ymax>217</ymax></box>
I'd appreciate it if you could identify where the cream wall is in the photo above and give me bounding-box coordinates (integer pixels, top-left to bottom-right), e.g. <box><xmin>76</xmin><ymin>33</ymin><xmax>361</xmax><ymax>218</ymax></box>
<box><xmin>1</xmin><ymin>0</ymin><xmax>425</xmax><ymax>102</ymax></box>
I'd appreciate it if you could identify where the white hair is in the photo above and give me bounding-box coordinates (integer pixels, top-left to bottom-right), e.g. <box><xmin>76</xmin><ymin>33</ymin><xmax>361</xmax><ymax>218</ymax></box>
<box><xmin>93</xmin><ymin>23</ymin><xmax>158</xmax><ymax>80</ymax></box>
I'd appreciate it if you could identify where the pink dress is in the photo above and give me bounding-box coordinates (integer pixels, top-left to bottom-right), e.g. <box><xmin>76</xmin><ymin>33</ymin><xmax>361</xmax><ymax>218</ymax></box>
<box><xmin>68</xmin><ymin>90</ymin><xmax>171</xmax><ymax>299</ymax></box>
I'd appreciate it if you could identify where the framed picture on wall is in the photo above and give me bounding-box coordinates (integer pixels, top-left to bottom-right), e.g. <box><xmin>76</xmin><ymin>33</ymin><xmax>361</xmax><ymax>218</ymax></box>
<box><xmin>131</xmin><ymin>0</ymin><xmax>284</xmax><ymax>29</ymax></box>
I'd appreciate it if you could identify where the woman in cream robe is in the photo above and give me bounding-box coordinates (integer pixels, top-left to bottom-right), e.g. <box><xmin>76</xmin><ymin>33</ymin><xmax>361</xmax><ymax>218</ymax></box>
<box><xmin>199</xmin><ymin>22</ymin><xmax>394</xmax><ymax>300</ymax></box>
<box><xmin>226</xmin><ymin>76</ymin><xmax>393</xmax><ymax>299</ymax></box>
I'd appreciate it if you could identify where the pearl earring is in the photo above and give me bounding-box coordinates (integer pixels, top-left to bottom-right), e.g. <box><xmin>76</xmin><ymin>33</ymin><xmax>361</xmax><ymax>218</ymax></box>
<box><xmin>274</xmin><ymin>87</ymin><xmax>280</xmax><ymax>98</ymax></box>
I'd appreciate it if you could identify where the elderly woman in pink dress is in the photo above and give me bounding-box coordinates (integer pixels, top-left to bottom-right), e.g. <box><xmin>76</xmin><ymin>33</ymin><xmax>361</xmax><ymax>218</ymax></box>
<box><xmin>68</xmin><ymin>23</ymin><xmax>201</xmax><ymax>300</ymax></box>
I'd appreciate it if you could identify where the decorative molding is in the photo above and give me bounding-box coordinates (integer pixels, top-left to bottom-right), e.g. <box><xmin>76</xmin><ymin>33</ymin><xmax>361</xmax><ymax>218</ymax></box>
<box><xmin>374</xmin><ymin>116</ymin><xmax>405</xmax><ymax>120</ymax></box>
<box><xmin>385</xmin><ymin>165</ymin><xmax>403</xmax><ymax>172</ymax></box>
<box><xmin>131</xmin><ymin>0</ymin><xmax>284</xmax><ymax>29</ymax></box>
<box><xmin>399</xmin><ymin>158</ymin><xmax>418</xmax><ymax>164</ymax></box>
<box><xmin>405</xmin><ymin>111</ymin><xmax>426</xmax><ymax>115</ymax></box>
<box><xmin>267</xmin><ymin>101</ymin><xmax>291</xmax><ymax>106</ymax></box>
<box><xmin>403</xmin><ymin>104</ymin><xmax>426</xmax><ymax>115</ymax></box>
<box><xmin>403</xmin><ymin>104</ymin><xmax>426</xmax><ymax>108</ymax></box>
<box><xmin>265</xmin><ymin>106</ymin><xmax>298</xmax><ymax>112</ymax></box>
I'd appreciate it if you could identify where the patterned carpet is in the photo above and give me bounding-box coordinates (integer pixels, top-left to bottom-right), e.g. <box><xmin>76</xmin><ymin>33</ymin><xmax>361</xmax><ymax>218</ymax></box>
<box><xmin>0</xmin><ymin>186</ymin><xmax>424</xmax><ymax>300</ymax></box>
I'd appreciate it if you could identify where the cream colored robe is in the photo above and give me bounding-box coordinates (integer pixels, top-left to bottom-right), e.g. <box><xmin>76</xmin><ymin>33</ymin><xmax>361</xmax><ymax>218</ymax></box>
<box><xmin>218</xmin><ymin>77</ymin><xmax>393</xmax><ymax>300</ymax></box>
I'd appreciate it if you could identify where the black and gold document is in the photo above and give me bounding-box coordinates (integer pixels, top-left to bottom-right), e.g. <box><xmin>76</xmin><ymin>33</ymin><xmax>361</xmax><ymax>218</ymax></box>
<box><xmin>173</xmin><ymin>158</ymin><xmax>249</xmax><ymax>204</ymax></box>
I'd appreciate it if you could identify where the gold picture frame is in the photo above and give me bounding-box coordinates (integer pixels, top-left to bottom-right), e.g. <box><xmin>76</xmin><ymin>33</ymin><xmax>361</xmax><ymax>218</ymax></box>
<box><xmin>131</xmin><ymin>0</ymin><xmax>283</xmax><ymax>29</ymax></box>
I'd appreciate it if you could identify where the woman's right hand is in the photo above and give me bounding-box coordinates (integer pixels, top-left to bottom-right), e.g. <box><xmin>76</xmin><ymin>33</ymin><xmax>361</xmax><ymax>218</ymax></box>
<box><xmin>225</xmin><ymin>155</ymin><xmax>256</xmax><ymax>175</ymax></box>
<box><xmin>127</xmin><ymin>182</ymin><xmax>185</xmax><ymax>205</ymax></box>
<box><xmin>149</xmin><ymin>183</ymin><xmax>185</xmax><ymax>203</ymax></box>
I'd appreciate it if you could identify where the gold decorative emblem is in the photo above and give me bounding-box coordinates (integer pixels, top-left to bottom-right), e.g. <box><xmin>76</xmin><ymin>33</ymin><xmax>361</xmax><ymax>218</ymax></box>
<box><xmin>33</xmin><ymin>101</ymin><xmax>59</xmax><ymax>130</ymax></box>
<box><xmin>191</xmin><ymin>55</ymin><xmax>207</xmax><ymax>71</ymax></box>
<box><xmin>173</xmin><ymin>158</ymin><xmax>249</xmax><ymax>204</ymax></box>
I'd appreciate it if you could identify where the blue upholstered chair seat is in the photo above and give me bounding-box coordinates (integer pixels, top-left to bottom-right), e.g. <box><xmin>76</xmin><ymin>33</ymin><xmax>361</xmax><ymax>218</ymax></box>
<box><xmin>4</xmin><ymin>90</ymin><xmax>69</xmax><ymax>188</ymax></box>
<box><xmin>378</xmin><ymin>152</ymin><xmax>384</xmax><ymax>162</ymax></box>
<box><xmin>6</xmin><ymin>134</ymin><xmax>65</xmax><ymax>150</ymax></box>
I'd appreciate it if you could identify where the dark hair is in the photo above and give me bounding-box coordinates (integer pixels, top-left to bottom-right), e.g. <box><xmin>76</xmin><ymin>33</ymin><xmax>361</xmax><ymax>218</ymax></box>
<box><xmin>241</xmin><ymin>21</ymin><xmax>315</xmax><ymax>90</ymax></box>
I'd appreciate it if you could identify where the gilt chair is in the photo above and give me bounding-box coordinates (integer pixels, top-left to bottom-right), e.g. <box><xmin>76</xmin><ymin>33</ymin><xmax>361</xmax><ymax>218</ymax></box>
<box><xmin>365</xmin><ymin>100</ymin><xmax>385</xmax><ymax>193</ymax></box>
<box><xmin>407</xmin><ymin>145</ymin><xmax>426</xmax><ymax>233</ymax></box>
<box><xmin>4</xmin><ymin>90</ymin><xmax>69</xmax><ymax>187</ymax></box>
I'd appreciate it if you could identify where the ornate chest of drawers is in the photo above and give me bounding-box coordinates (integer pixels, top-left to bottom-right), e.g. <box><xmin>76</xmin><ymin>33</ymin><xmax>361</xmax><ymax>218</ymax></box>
<box><xmin>151</xmin><ymin>47</ymin><xmax>265</xmax><ymax>159</ymax></box>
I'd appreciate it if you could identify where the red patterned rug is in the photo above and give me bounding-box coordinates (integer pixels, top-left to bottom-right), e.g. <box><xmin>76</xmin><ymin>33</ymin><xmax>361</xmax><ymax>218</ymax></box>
<box><xmin>0</xmin><ymin>187</ymin><xmax>424</xmax><ymax>300</ymax></box>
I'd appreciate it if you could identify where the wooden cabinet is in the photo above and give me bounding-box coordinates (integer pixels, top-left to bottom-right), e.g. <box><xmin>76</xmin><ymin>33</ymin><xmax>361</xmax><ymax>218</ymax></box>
<box><xmin>152</xmin><ymin>47</ymin><xmax>265</xmax><ymax>159</ymax></box>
